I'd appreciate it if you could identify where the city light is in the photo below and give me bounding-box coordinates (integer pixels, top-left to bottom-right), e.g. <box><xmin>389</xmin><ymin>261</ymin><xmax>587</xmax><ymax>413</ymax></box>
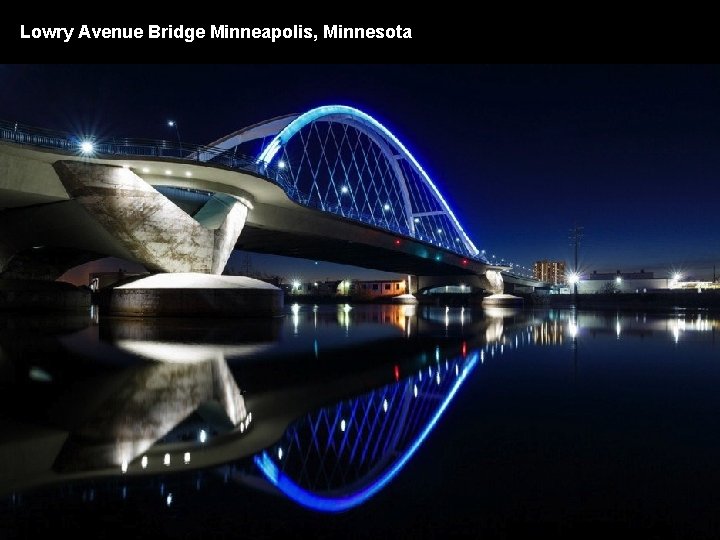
<box><xmin>567</xmin><ymin>272</ymin><xmax>580</xmax><ymax>285</ymax></box>
<box><xmin>341</xmin><ymin>185</ymin><xmax>349</xmax><ymax>194</ymax></box>
<box><xmin>278</xmin><ymin>160</ymin><xmax>286</xmax><ymax>169</ymax></box>
<box><xmin>383</xmin><ymin>203</ymin><xmax>390</xmax><ymax>211</ymax></box>
<box><xmin>616</xmin><ymin>276</ymin><xmax>622</xmax><ymax>284</ymax></box>
<box><xmin>79</xmin><ymin>140</ymin><xmax>94</xmax><ymax>155</ymax></box>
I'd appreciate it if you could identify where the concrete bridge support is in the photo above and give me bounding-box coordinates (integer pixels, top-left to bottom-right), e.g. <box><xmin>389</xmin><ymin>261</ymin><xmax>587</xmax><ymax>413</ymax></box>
<box><xmin>414</xmin><ymin>270</ymin><xmax>503</xmax><ymax>295</ymax></box>
<box><xmin>52</xmin><ymin>161</ymin><xmax>249</xmax><ymax>275</ymax></box>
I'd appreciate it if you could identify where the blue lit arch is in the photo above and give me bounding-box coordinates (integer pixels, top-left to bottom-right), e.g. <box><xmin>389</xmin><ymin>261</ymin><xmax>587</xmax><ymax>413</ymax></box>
<box><xmin>248</xmin><ymin>105</ymin><xmax>481</xmax><ymax>259</ymax></box>
<box><xmin>253</xmin><ymin>351</ymin><xmax>480</xmax><ymax>512</ymax></box>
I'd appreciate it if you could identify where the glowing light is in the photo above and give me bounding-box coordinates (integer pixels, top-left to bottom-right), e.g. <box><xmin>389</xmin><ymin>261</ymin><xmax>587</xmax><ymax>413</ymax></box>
<box><xmin>141</xmin><ymin>456</ymin><xmax>148</xmax><ymax>469</ymax></box>
<box><xmin>142</xmin><ymin>167</ymin><xmax>150</xmax><ymax>173</ymax></box>
<box><xmin>673</xmin><ymin>273</ymin><xmax>682</xmax><ymax>282</ymax></box>
<box><xmin>163</xmin><ymin>453</ymin><xmax>170</xmax><ymax>466</ymax></box>
<box><xmin>184</xmin><ymin>452</ymin><xmax>190</xmax><ymax>464</ymax></box>
<box><xmin>28</xmin><ymin>367</ymin><xmax>51</xmax><ymax>383</ymax></box>
<box><xmin>341</xmin><ymin>185</ymin><xmax>349</xmax><ymax>194</ymax></box>
<box><xmin>277</xmin><ymin>447</ymin><xmax>283</xmax><ymax>460</ymax></box>
<box><xmin>615</xmin><ymin>276</ymin><xmax>622</xmax><ymax>284</ymax></box>
<box><xmin>383</xmin><ymin>398</ymin><xmax>388</xmax><ymax>412</ymax></box>
<box><xmin>292</xmin><ymin>281</ymin><xmax>300</xmax><ymax>291</ymax></box>
<box><xmin>253</xmin><ymin>351</ymin><xmax>481</xmax><ymax>512</ymax></box>
<box><xmin>567</xmin><ymin>272</ymin><xmax>580</xmax><ymax>285</ymax></box>
<box><xmin>167</xmin><ymin>120</ymin><xmax>175</xmax><ymax>127</ymax></box>
<box><xmin>413</xmin><ymin>384</ymin><xmax>418</xmax><ymax>397</ymax></box>
<box><xmin>199</xmin><ymin>429</ymin><xmax>207</xmax><ymax>443</ymax></box>
<box><xmin>121</xmin><ymin>460</ymin><xmax>128</xmax><ymax>473</ymax></box>
<box><xmin>121</xmin><ymin>164</ymin><xmax>129</xmax><ymax>169</ymax></box>
<box><xmin>343</xmin><ymin>303</ymin><xmax>351</xmax><ymax>313</ymax></box>
<box><xmin>414</xmin><ymin>217</ymin><xmax>420</xmax><ymax>223</ymax></box>
<box><xmin>278</xmin><ymin>160</ymin><xmax>286</xmax><ymax>169</ymax></box>
<box><xmin>164</xmin><ymin>169</ymin><xmax>172</xmax><ymax>175</ymax></box>
<box><xmin>256</xmin><ymin>105</ymin><xmax>480</xmax><ymax>255</ymax></box>
<box><xmin>79</xmin><ymin>140</ymin><xmax>94</xmax><ymax>155</ymax></box>
<box><xmin>436</xmin><ymin>372</ymin><xmax>441</xmax><ymax>385</ymax></box>
<box><xmin>569</xmin><ymin>320</ymin><xmax>578</xmax><ymax>338</ymax></box>
<box><xmin>185</xmin><ymin>171</ymin><xmax>192</xmax><ymax>177</ymax></box>
<box><xmin>394</xmin><ymin>239</ymin><xmax>401</xmax><ymax>245</ymax></box>
<box><xmin>291</xmin><ymin>303</ymin><xmax>300</xmax><ymax>314</ymax></box>
<box><xmin>340</xmin><ymin>419</ymin><xmax>346</xmax><ymax>432</ymax></box>
<box><xmin>394</xmin><ymin>364</ymin><xmax>400</xmax><ymax>381</ymax></box>
<box><xmin>383</xmin><ymin>203</ymin><xmax>390</xmax><ymax>211</ymax></box>
<box><xmin>166</xmin><ymin>494</ymin><xmax>173</xmax><ymax>506</ymax></box>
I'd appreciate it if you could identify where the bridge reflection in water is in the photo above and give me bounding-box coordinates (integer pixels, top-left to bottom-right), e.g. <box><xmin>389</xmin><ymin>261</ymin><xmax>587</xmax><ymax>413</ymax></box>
<box><xmin>2</xmin><ymin>306</ymin><xmax>717</xmax><ymax>516</ymax></box>
<box><xmin>253</xmin><ymin>350</ymin><xmax>479</xmax><ymax>512</ymax></box>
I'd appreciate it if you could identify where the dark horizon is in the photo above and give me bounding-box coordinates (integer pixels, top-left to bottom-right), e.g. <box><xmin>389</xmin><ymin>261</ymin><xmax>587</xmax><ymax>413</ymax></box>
<box><xmin>3</xmin><ymin>64</ymin><xmax>718</xmax><ymax>283</ymax></box>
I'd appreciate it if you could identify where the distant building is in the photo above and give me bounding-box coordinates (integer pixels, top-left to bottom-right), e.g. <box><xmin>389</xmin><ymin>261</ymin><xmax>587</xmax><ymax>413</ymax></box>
<box><xmin>577</xmin><ymin>269</ymin><xmax>666</xmax><ymax>293</ymax></box>
<box><xmin>284</xmin><ymin>278</ymin><xmax>407</xmax><ymax>298</ymax></box>
<box><xmin>352</xmin><ymin>279</ymin><xmax>406</xmax><ymax>299</ymax></box>
<box><xmin>533</xmin><ymin>260</ymin><xmax>566</xmax><ymax>285</ymax></box>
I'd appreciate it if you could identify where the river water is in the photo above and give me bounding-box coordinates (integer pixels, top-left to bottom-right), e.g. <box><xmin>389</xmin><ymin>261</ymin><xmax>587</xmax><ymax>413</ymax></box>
<box><xmin>0</xmin><ymin>304</ymin><xmax>718</xmax><ymax>538</ymax></box>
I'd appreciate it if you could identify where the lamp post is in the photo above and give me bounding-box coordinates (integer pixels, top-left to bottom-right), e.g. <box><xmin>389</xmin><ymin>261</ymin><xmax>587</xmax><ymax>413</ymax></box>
<box><xmin>569</xmin><ymin>223</ymin><xmax>583</xmax><ymax>297</ymax></box>
<box><xmin>167</xmin><ymin>120</ymin><xmax>182</xmax><ymax>146</ymax></box>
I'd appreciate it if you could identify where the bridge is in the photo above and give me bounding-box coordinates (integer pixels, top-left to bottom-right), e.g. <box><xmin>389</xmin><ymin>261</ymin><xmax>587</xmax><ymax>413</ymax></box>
<box><xmin>0</xmin><ymin>106</ymin><xmax>541</xmax><ymax>293</ymax></box>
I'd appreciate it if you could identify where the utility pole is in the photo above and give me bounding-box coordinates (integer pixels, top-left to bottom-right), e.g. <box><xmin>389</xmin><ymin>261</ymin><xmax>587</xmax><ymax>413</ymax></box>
<box><xmin>569</xmin><ymin>223</ymin><xmax>584</xmax><ymax>297</ymax></box>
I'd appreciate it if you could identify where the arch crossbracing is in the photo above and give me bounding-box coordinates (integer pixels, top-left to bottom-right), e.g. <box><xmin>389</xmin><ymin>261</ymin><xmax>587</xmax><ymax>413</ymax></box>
<box><xmin>209</xmin><ymin>105</ymin><xmax>484</xmax><ymax>261</ymax></box>
<box><xmin>253</xmin><ymin>351</ymin><xmax>480</xmax><ymax>512</ymax></box>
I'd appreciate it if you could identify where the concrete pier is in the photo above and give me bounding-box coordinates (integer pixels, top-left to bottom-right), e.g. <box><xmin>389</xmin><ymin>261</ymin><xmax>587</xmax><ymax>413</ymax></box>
<box><xmin>107</xmin><ymin>273</ymin><xmax>283</xmax><ymax>317</ymax></box>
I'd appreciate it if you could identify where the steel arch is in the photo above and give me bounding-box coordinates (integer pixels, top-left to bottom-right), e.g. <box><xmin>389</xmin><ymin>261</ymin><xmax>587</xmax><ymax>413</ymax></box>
<box><xmin>253</xmin><ymin>105</ymin><xmax>481</xmax><ymax>258</ymax></box>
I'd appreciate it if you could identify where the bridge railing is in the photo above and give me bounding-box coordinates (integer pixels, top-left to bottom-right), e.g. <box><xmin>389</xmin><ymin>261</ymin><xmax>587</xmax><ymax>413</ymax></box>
<box><xmin>0</xmin><ymin>119</ymin><xmax>294</xmax><ymax>193</ymax></box>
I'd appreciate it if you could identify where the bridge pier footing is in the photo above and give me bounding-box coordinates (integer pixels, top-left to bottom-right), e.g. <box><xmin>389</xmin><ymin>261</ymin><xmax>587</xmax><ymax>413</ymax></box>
<box><xmin>104</xmin><ymin>273</ymin><xmax>283</xmax><ymax>318</ymax></box>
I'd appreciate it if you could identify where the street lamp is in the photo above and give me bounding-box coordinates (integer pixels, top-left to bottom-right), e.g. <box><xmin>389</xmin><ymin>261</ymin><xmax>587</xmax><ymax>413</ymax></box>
<box><xmin>567</xmin><ymin>271</ymin><xmax>580</xmax><ymax>301</ymax></box>
<box><xmin>167</xmin><ymin>120</ymin><xmax>182</xmax><ymax>146</ymax></box>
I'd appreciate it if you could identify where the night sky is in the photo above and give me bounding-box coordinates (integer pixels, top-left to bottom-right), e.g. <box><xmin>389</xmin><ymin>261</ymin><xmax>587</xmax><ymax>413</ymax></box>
<box><xmin>2</xmin><ymin>65</ymin><xmax>718</xmax><ymax>282</ymax></box>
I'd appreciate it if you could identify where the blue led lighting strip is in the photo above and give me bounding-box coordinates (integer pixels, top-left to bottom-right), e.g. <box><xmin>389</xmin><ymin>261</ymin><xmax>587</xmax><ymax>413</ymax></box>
<box><xmin>253</xmin><ymin>352</ymin><xmax>479</xmax><ymax>512</ymax></box>
<box><xmin>256</xmin><ymin>105</ymin><xmax>481</xmax><ymax>258</ymax></box>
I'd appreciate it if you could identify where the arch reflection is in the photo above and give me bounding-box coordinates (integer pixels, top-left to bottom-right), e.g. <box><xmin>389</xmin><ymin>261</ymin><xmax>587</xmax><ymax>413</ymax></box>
<box><xmin>253</xmin><ymin>351</ymin><xmax>479</xmax><ymax>512</ymax></box>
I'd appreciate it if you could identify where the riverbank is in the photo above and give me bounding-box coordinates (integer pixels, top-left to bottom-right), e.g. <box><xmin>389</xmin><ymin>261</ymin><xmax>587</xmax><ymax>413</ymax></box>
<box><xmin>534</xmin><ymin>290</ymin><xmax>720</xmax><ymax>311</ymax></box>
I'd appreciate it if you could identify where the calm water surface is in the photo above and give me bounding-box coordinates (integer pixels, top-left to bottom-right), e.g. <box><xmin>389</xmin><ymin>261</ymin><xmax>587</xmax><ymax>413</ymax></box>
<box><xmin>0</xmin><ymin>305</ymin><xmax>718</xmax><ymax>539</ymax></box>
